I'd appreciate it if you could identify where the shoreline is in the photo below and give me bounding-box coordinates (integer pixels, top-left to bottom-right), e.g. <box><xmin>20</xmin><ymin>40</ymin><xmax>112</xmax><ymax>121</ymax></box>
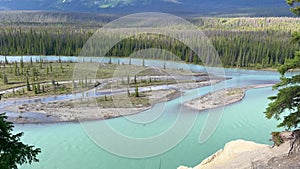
<box><xmin>183</xmin><ymin>84</ymin><xmax>274</xmax><ymax>111</ymax></box>
<box><xmin>178</xmin><ymin>131</ymin><xmax>299</xmax><ymax>169</ymax></box>
<box><xmin>2</xmin><ymin>55</ymin><xmax>296</xmax><ymax>73</ymax></box>
<box><xmin>4</xmin><ymin>89</ymin><xmax>182</xmax><ymax>124</ymax></box>
<box><xmin>3</xmin><ymin>81</ymin><xmax>271</xmax><ymax>124</ymax></box>
<box><xmin>2</xmin><ymin>79</ymin><xmax>222</xmax><ymax>124</ymax></box>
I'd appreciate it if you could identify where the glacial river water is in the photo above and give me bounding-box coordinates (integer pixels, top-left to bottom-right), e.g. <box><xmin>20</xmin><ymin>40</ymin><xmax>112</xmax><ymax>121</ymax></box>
<box><xmin>0</xmin><ymin>56</ymin><xmax>287</xmax><ymax>169</ymax></box>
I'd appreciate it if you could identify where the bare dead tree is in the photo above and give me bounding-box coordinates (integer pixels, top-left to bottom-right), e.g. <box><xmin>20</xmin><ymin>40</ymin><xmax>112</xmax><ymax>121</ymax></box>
<box><xmin>288</xmin><ymin>129</ymin><xmax>300</xmax><ymax>156</ymax></box>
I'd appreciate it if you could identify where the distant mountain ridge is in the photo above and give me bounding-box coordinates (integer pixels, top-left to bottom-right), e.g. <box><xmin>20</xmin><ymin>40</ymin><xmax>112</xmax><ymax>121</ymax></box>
<box><xmin>0</xmin><ymin>0</ymin><xmax>292</xmax><ymax>16</ymax></box>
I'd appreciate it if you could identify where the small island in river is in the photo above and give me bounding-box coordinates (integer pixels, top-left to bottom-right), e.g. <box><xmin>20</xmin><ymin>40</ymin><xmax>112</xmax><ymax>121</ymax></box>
<box><xmin>184</xmin><ymin>84</ymin><xmax>274</xmax><ymax>111</ymax></box>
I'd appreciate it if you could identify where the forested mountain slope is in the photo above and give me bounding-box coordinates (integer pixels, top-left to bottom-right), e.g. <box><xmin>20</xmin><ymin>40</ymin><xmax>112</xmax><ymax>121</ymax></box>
<box><xmin>0</xmin><ymin>0</ymin><xmax>291</xmax><ymax>16</ymax></box>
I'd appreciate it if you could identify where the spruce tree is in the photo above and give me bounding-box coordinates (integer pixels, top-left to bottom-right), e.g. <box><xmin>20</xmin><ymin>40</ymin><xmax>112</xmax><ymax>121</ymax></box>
<box><xmin>134</xmin><ymin>75</ymin><xmax>137</xmax><ymax>84</ymax></box>
<box><xmin>287</xmin><ymin>0</ymin><xmax>300</xmax><ymax>15</ymax></box>
<box><xmin>20</xmin><ymin>57</ymin><xmax>24</xmax><ymax>69</ymax></box>
<box><xmin>37</xmin><ymin>83</ymin><xmax>41</xmax><ymax>93</ymax></box>
<box><xmin>109</xmin><ymin>57</ymin><xmax>112</xmax><ymax>64</ymax></box>
<box><xmin>0</xmin><ymin>113</ymin><xmax>41</xmax><ymax>168</ymax></box>
<box><xmin>26</xmin><ymin>76</ymin><xmax>31</xmax><ymax>91</ymax></box>
<box><xmin>3</xmin><ymin>74</ymin><xmax>8</xmax><ymax>85</ymax></box>
<box><xmin>135</xmin><ymin>85</ymin><xmax>139</xmax><ymax>97</ymax></box>
<box><xmin>50</xmin><ymin>63</ymin><xmax>53</xmax><ymax>72</ymax></box>
<box><xmin>4</xmin><ymin>56</ymin><xmax>8</xmax><ymax>64</ymax></box>
<box><xmin>33</xmin><ymin>85</ymin><xmax>38</xmax><ymax>95</ymax></box>
<box><xmin>264</xmin><ymin>3</ymin><xmax>300</xmax><ymax>129</ymax></box>
<box><xmin>30</xmin><ymin>57</ymin><xmax>33</xmax><ymax>66</ymax></box>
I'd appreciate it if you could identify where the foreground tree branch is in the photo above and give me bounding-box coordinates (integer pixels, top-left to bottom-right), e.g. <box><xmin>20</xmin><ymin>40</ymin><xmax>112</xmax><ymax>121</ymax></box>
<box><xmin>0</xmin><ymin>113</ymin><xmax>41</xmax><ymax>169</ymax></box>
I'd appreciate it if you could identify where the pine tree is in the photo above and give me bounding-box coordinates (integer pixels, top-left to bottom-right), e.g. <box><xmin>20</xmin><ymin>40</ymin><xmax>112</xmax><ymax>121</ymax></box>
<box><xmin>26</xmin><ymin>76</ymin><xmax>31</xmax><ymax>91</ymax></box>
<box><xmin>0</xmin><ymin>113</ymin><xmax>41</xmax><ymax>168</ymax></box>
<box><xmin>3</xmin><ymin>74</ymin><xmax>8</xmax><ymax>85</ymax></box>
<box><xmin>85</xmin><ymin>76</ymin><xmax>88</xmax><ymax>87</ymax></box>
<box><xmin>264</xmin><ymin>4</ymin><xmax>300</xmax><ymax>129</ymax></box>
<box><xmin>20</xmin><ymin>57</ymin><xmax>24</xmax><ymax>69</ymax></box>
<box><xmin>37</xmin><ymin>83</ymin><xmax>41</xmax><ymax>93</ymax></box>
<box><xmin>33</xmin><ymin>85</ymin><xmax>37</xmax><ymax>94</ymax></box>
<box><xmin>287</xmin><ymin>0</ymin><xmax>300</xmax><ymax>15</ymax></box>
<box><xmin>13</xmin><ymin>62</ymin><xmax>18</xmax><ymax>76</ymax></box>
<box><xmin>4</xmin><ymin>56</ymin><xmax>8</xmax><ymax>64</ymax></box>
<box><xmin>50</xmin><ymin>63</ymin><xmax>53</xmax><ymax>72</ymax></box>
<box><xmin>134</xmin><ymin>75</ymin><xmax>137</xmax><ymax>84</ymax></box>
<box><xmin>135</xmin><ymin>85</ymin><xmax>139</xmax><ymax>97</ymax></box>
<box><xmin>39</xmin><ymin>60</ymin><xmax>43</xmax><ymax>69</ymax></box>
<box><xmin>30</xmin><ymin>57</ymin><xmax>33</xmax><ymax>66</ymax></box>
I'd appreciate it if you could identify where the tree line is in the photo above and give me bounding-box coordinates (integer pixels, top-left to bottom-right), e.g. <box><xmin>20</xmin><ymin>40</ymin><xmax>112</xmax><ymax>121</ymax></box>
<box><xmin>0</xmin><ymin>27</ymin><xmax>298</xmax><ymax>68</ymax></box>
<box><xmin>0</xmin><ymin>27</ymin><xmax>92</xmax><ymax>56</ymax></box>
<box><xmin>106</xmin><ymin>30</ymin><xmax>298</xmax><ymax>68</ymax></box>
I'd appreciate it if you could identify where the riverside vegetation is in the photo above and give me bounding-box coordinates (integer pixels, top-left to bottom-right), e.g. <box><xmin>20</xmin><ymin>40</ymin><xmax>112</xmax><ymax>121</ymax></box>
<box><xmin>0</xmin><ymin>57</ymin><xmax>202</xmax><ymax>99</ymax></box>
<box><xmin>1</xmin><ymin>56</ymin><xmax>219</xmax><ymax>123</ymax></box>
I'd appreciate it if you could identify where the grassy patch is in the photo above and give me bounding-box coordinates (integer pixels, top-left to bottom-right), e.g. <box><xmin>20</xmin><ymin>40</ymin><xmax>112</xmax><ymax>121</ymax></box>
<box><xmin>0</xmin><ymin>58</ymin><xmax>199</xmax><ymax>99</ymax></box>
<box><xmin>225</xmin><ymin>88</ymin><xmax>244</xmax><ymax>96</ymax></box>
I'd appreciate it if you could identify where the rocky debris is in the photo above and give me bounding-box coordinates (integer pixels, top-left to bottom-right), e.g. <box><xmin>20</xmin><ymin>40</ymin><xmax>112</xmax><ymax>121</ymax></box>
<box><xmin>178</xmin><ymin>131</ymin><xmax>300</xmax><ymax>169</ymax></box>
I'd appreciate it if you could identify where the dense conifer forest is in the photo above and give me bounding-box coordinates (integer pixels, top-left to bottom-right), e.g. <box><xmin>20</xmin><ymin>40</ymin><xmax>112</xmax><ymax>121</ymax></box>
<box><xmin>0</xmin><ymin>16</ymin><xmax>299</xmax><ymax>68</ymax></box>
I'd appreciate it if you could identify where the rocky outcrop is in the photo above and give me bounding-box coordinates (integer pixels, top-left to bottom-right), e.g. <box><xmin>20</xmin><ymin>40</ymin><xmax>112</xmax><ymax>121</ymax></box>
<box><xmin>178</xmin><ymin>132</ymin><xmax>300</xmax><ymax>169</ymax></box>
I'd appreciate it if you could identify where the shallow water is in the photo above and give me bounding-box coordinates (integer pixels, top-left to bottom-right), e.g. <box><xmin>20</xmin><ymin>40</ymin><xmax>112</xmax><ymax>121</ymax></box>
<box><xmin>14</xmin><ymin>87</ymin><xmax>279</xmax><ymax>169</ymax></box>
<box><xmin>2</xmin><ymin>56</ymin><xmax>286</xmax><ymax>169</ymax></box>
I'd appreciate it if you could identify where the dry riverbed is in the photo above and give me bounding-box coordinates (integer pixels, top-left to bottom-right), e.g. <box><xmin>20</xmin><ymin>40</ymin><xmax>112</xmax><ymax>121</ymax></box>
<box><xmin>4</xmin><ymin>89</ymin><xmax>181</xmax><ymax>123</ymax></box>
<box><xmin>2</xmin><ymin>77</ymin><xmax>222</xmax><ymax>124</ymax></box>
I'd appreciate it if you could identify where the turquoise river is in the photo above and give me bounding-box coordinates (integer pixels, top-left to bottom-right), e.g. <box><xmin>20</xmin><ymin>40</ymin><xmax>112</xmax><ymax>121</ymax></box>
<box><xmin>0</xmin><ymin>56</ymin><xmax>288</xmax><ymax>169</ymax></box>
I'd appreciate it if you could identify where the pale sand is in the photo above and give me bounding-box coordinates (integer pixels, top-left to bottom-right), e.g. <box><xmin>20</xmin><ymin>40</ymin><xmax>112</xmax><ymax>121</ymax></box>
<box><xmin>4</xmin><ymin>89</ymin><xmax>181</xmax><ymax>123</ymax></box>
<box><xmin>178</xmin><ymin>132</ymin><xmax>297</xmax><ymax>169</ymax></box>
<box><xmin>3</xmin><ymin>78</ymin><xmax>222</xmax><ymax>123</ymax></box>
<box><xmin>183</xmin><ymin>84</ymin><xmax>274</xmax><ymax>111</ymax></box>
<box><xmin>172</xmin><ymin>80</ymin><xmax>221</xmax><ymax>90</ymax></box>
